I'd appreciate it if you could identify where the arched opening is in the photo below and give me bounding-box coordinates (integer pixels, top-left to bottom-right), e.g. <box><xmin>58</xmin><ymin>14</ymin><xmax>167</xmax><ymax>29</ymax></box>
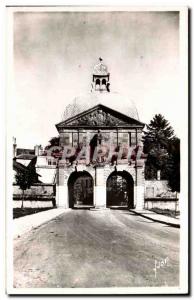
<box><xmin>95</xmin><ymin>79</ymin><xmax>100</xmax><ymax>86</ymax></box>
<box><xmin>106</xmin><ymin>170</ymin><xmax>134</xmax><ymax>208</ymax></box>
<box><xmin>102</xmin><ymin>78</ymin><xmax>106</xmax><ymax>85</ymax></box>
<box><xmin>68</xmin><ymin>171</ymin><xmax>94</xmax><ymax>208</ymax></box>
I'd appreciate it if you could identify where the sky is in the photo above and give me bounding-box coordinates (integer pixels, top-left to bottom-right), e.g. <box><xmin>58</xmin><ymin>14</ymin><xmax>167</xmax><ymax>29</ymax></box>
<box><xmin>12</xmin><ymin>10</ymin><xmax>181</xmax><ymax>148</ymax></box>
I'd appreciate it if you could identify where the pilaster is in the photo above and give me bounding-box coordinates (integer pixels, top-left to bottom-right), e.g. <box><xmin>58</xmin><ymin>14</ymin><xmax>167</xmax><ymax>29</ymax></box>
<box><xmin>94</xmin><ymin>167</ymin><xmax>106</xmax><ymax>208</ymax></box>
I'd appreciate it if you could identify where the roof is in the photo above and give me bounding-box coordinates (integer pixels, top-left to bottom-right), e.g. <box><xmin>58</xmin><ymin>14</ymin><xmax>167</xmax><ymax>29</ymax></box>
<box><xmin>13</xmin><ymin>158</ymin><xmax>41</xmax><ymax>181</ymax></box>
<box><xmin>16</xmin><ymin>148</ymin><xmax>35</xmax><ymax>156</ymax></box>
<box><xmin>13</xmin><ymin>160</ymin><xmax>28</xmax><ymax>173</ymax></box>
<box><xmin>62</xmin><ymin>92</ymin><xmax>140</xmax><ymax>121</ymax></box>
<box><xmin>56</xmin><ymin>103</ymin><xmax>144</xmax><ymax>130</ymax></box>
<box><xmin>16</xmin><ymin>154</ymin><xmax>37</xmax><ymax>160</ymax></box>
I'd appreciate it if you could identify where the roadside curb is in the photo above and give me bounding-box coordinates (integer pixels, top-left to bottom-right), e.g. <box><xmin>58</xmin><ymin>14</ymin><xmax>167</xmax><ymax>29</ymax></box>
<box><xmin>129</xmin><ymin>209</ymin><xmax>180</xmax><ymax>228</ymax></box>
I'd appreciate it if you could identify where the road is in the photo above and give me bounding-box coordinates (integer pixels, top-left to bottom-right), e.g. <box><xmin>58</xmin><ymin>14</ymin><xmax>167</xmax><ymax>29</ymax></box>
<box><xmin>14</xmin><ymin>209</ymin><xmax>179</xmax><ymax>288</ymax></box>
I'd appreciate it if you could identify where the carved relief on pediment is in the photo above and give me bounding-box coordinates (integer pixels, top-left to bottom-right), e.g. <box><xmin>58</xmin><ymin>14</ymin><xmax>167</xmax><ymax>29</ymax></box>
<box><xmin>66</xmin><ymin>109</ymin><xmax>125</xmax><ymax>126</ymax></box>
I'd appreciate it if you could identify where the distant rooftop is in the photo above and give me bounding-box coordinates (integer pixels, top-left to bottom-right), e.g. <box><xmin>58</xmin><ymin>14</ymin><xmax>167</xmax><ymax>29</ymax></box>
<box><xmin>16</xmin><ymin>148</ymin><xmax>35</xmax><ymax>156</ymax></box>
<box><xmin>16</xmin><ymin>154</ymin><xmax>36</xmax><ymax>160</ymax></box>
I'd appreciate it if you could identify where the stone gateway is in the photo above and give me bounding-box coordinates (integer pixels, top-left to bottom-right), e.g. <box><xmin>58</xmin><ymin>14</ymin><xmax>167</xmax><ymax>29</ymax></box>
<box><xmin>54</xmin><ymin>60</ymin><xmax>147</xmax><ymax>210</ymax></box>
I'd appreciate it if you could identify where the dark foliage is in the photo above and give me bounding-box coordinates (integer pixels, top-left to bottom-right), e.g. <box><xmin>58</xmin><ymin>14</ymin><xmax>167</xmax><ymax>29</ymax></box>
<box><xmin>143</xmin><ymin>114</ymin><xmax>174</xmax><ymax>152</ymax></box>
<box><xmin>15</xmin><ymin>165</ymin><xmax>39</xmax><ymax>209</ymax></box>
<box><xmin>143</xmin><ymin>114</ymin><xmax>180</xmax><ymax>192</ymax></box>
<box><xmin>45</xmin><ymin>136</ymin><xmax>60</xmax><ymax>149</ymax></box>
<box><xmin>165</xmin><ymin>137</ymin><xmax>180</xmax><ymax>192</ymax></box>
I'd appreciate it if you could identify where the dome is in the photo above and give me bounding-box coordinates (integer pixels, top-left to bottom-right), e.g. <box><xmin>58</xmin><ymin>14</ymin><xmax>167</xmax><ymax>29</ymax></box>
<box><xmin>62</xmin><ymin>91</ymin><xmax>139</xmax><ymax>121</ymax></box>
<box><xmin>62</xmin><ymin>59</ymin><xmax>139</xmax><ymax>122</ymax></box>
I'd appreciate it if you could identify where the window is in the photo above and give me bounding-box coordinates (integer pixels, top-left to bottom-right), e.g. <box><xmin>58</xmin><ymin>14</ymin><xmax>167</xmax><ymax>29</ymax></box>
<box><xmin>111</xmin><ymin>132</ymin><xmax>118</xmax><ymax>147</ymax></box>
<box><xmin>47</xmin><ymin>158</ymin><xmax>57</xmax><ymax>166</ymax></box>
<box><xmin>60</xmin><ymin>133</ymin><xmax>70</xmax><ymax>146</ymax></box>
<box><xmin>118</xmin><ymin>132</ymin><xmax>129</xmax><ymax>145</ymax></box>
<box><xmin>130</xmin><ymin>132</ymin><xmax>137</xmax><ymax>146</ymax></box>
<box><xmin>72</xmin><ymin>132</ymin><xmax>78</xmax><ymax>147</ymax></box>
<box><xmin>95</xmin><ymin>79</ymin><xmax>100</xmax><ymax>85</ymax></box>
<box><xmin>102</xmin><ymin>78</ymin><xmax>106</xmax><ymax>85</ymax></box>
<box><xmin>79</xmin><ymin>132</ymin><xmax>87</xmax><ymax>147</ymax></box>
<box><xmin>117</xmin><ymin>133</ymin><xmax>129</xmax><ymax>159</ymax></box>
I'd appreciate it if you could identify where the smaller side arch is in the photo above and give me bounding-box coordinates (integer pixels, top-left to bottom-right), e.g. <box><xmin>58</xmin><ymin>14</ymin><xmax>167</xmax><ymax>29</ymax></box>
<box><xmin>106</xmin><ymin>170</ymin><xmax>134</xmax><ymax>208</ymax></box>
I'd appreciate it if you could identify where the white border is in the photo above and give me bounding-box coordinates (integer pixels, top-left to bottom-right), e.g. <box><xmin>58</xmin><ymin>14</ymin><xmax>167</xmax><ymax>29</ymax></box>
<box><xmin>5</xmin><ymin>5</ymin><xmax>188</xmax><ymax>295</ymax></box>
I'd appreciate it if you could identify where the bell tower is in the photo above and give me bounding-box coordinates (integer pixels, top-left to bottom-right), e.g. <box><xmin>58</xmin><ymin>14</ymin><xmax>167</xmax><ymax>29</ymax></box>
<box><xmin>91</xmin><ymin>58</ymin><xmax>110</xmax><ymax>93</ymax></box>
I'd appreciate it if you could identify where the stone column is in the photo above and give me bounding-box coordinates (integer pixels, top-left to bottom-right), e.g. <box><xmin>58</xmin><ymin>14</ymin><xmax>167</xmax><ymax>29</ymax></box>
<box><xmin>86</xmin><ymin>131</ymin><xmax>91</xmax><ymax>164</ymax></box>
<box><xmin>157</xmin><ymin>170</ymin><xmax>161</xmax><ymax>181</ymax></box>
<box><xmin>135</xmin><ymin>164</ymin><xmax>145</xmax><ymax>210</ymax></box>
<box><xmin>94</xmin><ymin>167</ymin><xmax>106</xmax><ymax>208</ymax></box>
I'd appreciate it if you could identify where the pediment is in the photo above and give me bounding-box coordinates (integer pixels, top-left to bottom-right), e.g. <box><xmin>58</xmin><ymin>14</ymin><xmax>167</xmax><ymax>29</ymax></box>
<box><xmin>56</xmin><ymin>104</ymin><xmax>144</xmax><ymax>129</ymax></box>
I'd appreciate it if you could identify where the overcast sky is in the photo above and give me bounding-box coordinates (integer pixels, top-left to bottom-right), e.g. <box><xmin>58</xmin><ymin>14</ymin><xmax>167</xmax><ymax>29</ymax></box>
<box><xmin>13</xmin><ymin>10</ymin><xmax>180</xmax><ymax>148</ymax></box>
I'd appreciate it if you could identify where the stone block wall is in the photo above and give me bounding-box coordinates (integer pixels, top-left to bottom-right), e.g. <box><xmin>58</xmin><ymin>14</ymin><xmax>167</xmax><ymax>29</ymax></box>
<box><xmin>145</xmin><ymin>180</ymin><xmax>177</xmax><ymax>198</ymax></box>
<box><xmin>144</xmin><ymin>180</ymin><xmax>179</xmax><ymax>211</ymax></box>
<box><xmin>144</xmin><ymin>199</ymin><xmax>179</xmax><ymax>211</ymax></box>
<box><xmin>13</xmin><ymin>183</ymin><xmax>56</xmax><ymax>208</ymax></box>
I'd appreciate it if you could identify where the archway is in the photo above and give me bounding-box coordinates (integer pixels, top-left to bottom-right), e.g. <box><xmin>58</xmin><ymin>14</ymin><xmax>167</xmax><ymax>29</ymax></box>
<box><xmin>68</xmin><ymin>171</ymin><xmax>94</xmax><ymax>208</ymax></box>
<box><xmin>95</xmin><ymin>79</ymin><xmax>100</xmax><ymax>86</ymax></box>
<box><xmin>102</xmin><ymin>78</ymin><xmax>106</xmax><ymax>85</ymax></box>
<box><xmin>106</xmin><ymin>170</ymin><xmax>134</xmax><ymax>208</ymax></box>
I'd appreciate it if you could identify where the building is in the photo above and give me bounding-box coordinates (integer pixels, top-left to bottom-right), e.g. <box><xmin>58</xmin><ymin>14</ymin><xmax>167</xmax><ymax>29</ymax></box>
<box><xmin>55</xmin><ymin>59</ymin><xmax>147</xmax><ymax>210</ymax></box>
<box><xmin>13</xmin><ymin>59</ymin><xmax>178</xmax><ymax>211</ymax></box>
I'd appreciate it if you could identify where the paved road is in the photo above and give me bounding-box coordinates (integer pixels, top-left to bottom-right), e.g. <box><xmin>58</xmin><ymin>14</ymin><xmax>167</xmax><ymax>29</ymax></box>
<box><xmin>14</xmin><ymin>209</ymin><xmax>179</xmax><ymax>288</ymax></box>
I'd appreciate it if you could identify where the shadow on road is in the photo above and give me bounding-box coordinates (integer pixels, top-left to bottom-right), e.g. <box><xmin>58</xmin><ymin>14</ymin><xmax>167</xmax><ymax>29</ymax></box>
<box><xmin>72</xmin><ymin>206</ymin><xmax>94</xmax><ymax>210</ymax></box>
<box><xmin>108</xmin><ymin>206</ymin><xmax>129</xmax><ymax>210</ymax></box>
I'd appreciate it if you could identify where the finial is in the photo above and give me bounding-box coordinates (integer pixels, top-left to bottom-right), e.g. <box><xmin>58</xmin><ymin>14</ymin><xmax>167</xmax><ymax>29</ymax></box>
<box><xmin>99</xmin><ymin>57</ymin><xmax>103</xmax><ymax>62</ymax></box>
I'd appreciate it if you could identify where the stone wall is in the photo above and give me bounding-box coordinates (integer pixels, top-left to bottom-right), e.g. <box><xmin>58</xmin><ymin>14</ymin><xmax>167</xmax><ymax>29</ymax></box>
<box><xmin>144</xmin><ymin>199</ymin><xmax>179</xmax><ymax>211</ymax></box>
<box><xmin>13</xmin><ymin>183</ymin><xmax>56</xmax><ymax>208</ymax></box>
<box><xmin>145</xmin><ymin>180</ymin><xmax>177</xmax><ymax>198</ymax></box>
<box><xmin>144</xmin><ymin>180</ymin><xmax>179</xmax><ymax>211</ymax></box>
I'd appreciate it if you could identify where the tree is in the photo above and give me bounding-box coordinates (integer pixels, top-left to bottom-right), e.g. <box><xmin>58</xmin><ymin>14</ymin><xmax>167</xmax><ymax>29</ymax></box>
<box><xmin>143</xmin><ymin>114</ymin><xmax>176</xmax><ymax>181</ymax></box>
<box><xmin>166</xmin><ymin>137</ymin><xmax>180</xmax><ymax>192</ymax></box>
<box><xmin>15</xmin><ymin>164</ymin><xmax>39</xmax><ymax>209</ymax></box>
<box><xmin>45</xmin><ymin>136</ymin><xmax>60</xmax><ymax>149</ymax></box>
<box><xmin>44</xmin><ymin>136</ymin><xmax>63</xmax><ymax>160</ymax></box>
<box><xmin>143</xmin><ymin>114</ymin><xmax>174</xmax><ymax>152</ymax></box>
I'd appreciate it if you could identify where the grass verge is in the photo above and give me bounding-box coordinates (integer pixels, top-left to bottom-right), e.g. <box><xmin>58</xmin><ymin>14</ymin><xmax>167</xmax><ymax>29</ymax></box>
<box><xmin>149</xmin><ymin>208</ymin><xmax>180</xmax><ymax>218</ymax></box>
<box><xmin>13</xmin><ymin>207</ymin><xmax>55</xmax><ymax>219</ymax></box>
